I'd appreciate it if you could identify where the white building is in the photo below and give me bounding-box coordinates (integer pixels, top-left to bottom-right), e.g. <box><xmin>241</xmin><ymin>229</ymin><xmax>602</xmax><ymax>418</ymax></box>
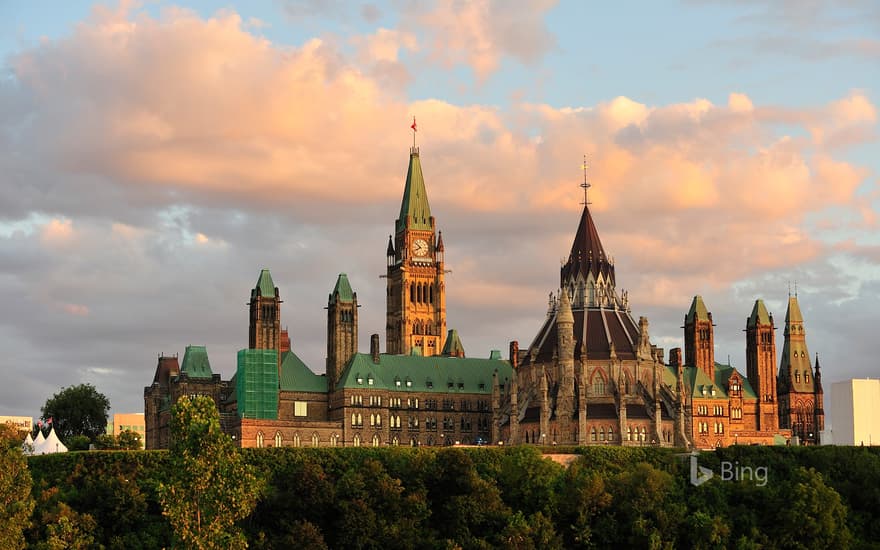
<box><xmin>831</xmin><ymin>379</ymin><xmax>880</xmax><ymax>446</ymax></box>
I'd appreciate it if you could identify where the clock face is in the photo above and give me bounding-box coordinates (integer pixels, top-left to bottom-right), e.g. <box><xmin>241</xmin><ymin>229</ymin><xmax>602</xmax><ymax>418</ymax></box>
<box><xmin>412</xmin><ymin>239</ymin><xmax>429</xmax><ymax>257</ymax></box>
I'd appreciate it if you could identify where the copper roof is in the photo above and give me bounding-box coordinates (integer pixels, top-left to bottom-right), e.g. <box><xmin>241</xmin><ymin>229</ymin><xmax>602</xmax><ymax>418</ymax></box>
<box><xmin>560</xmin><ymin>206</ymin><xmax>615</xmax><ymax>286</ymax></box>
<box><xmin>525</xmin><ymin>306</ymin><xmax>641</xmax><ymax>364</ymax></box>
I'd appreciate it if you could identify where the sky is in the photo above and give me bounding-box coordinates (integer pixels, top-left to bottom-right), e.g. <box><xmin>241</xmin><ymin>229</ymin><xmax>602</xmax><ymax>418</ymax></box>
<box><xmin>0</xmin><ymin>1</ymin><xmax>877</xmax><ymax>433</ymax></box>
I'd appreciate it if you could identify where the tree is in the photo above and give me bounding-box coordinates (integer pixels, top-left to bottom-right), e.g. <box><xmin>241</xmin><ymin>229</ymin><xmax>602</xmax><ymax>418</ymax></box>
<box><xmin>40</xmin><ymin>383</ymin><xmax>110</xmax><ymax>442</ymax></box>
<box><xmin>0</xmin><ymin>423</ymin><xmax>35</xmax><ymax>550</ymax></box>
<box><xmin>158</xmin><ymin>396</ymin><xmax>265</xmax><ymax>549</ymax></box>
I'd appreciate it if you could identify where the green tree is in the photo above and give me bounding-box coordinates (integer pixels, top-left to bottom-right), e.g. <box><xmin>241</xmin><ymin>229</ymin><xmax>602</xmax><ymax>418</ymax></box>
<box><xmin>0</xmin><ymin>423</ymin><xmax>35</xmax><ymax>550</ymax></box>
<box><xmin>117</xmin><ymin>429</ymin><xmax>143</xmax><ymax>450</ymax></box>
<box><xmin>41</xmin><ymin>383</ymin><xmax>110</xmax><ymax>442</ymax></box>
<box><xmin>158</xmin><ymin>396</ymin><xmax>265</xmax><ymax>549</ymax></box>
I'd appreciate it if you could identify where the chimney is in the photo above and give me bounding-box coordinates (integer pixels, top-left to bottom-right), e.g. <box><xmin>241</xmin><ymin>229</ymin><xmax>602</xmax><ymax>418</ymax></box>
<box><xmin>669</xmin><ymin>347</ymin><xmax>682</xmax><ymax>368</ymax></box>
<box><xmin>509</xmin><ymin>341</ymin><xmax>519</xmax><ymax>369</ymax></box>
<box><xmin>371</xmin><ymin>334</ymin><xmax>380</xmax><ymax>364</ymax></box>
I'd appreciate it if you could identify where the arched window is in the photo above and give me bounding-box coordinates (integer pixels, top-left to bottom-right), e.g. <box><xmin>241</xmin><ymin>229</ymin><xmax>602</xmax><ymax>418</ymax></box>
<box><xmin>312</xmin><ymin>433</ymin><xmax>319</xmax><ymax>447</ymax></box>
<box><xmin>392</xmin><ymin>436</ymin><xmax>399</xmax><ymax>446</ymax></box>
<box><xmin>591</xmin><ymin>373</ymin><xmax>606</xmax><ymax>396</ymax></box>
<box><xmin>372</xmin><ymin>434</ymin><xmax>380</xmax><ymax>447</ymax></box>
<box><xmin>591</xmin><ymin>427</ymin><xmax>597</xmax><ymax>442</ymax></box>
<box><xmin>353</xmin><ymin>434</ymin><xmax>361</xmax><ymax>447</ymax></box>
<box><xmin>608</xmin><ymin>426</ymin><xmax>614</xmax><ymax>441</ymax></box>
<box><xmin>795</xmin><ymin>371</ymin><xmax>801</xmax><ymax>383</ymax></box>
<box><xmin>330</xmin><ymin>433</ymin><xmax>339</xmax><ymax>446</ymax></box>
<box><xmin>410</xmin><ymin>283</ymin><xmax>415</xmax><ymax>302</ymax></box>
<box><xmin>626</xmin><ymin>427</ymin><xmax>632</xmax><ymax>441</ymax></box>
<box><xmin>274</xmin><ymin>431</ymin><xmax>282</xmax><ymax>448</ymax></box>
<box><xmin>256</xmin><ymin>431</ymin><xmax>264</xmax><ymax>448</ymax></box>
<box><xmin>599</xmin><ymin>427</ymin><xmax>605</xmax><ymax>441</ymax></box>
<box><xmin>805</xmin><ymin>371</ymin><xmax>810</xmax><ymax>383</ymax></box>
<box><xmin>370</xmin><ymin>414</ymin><xmax>376</xmax><ymax>427</ymax></box>
<box><xmin>430</xmin><ymin>284</ymin><xmax>434</xmax><ymax>304</ymax></box>
<box><xmin>293</xmin><ymin>433</ymin><xmax>301</xmax><ymax>447</ymax></box>
<box><xmin>640</xmin><ymin>427</ymin><xmax>646</xmax><ymax>442</ymax></box>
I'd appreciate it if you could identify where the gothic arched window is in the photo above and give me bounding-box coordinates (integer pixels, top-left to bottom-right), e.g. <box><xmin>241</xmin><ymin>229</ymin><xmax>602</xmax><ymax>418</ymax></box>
<box><xmin>274</xmin><ymin>431</ymin><xmax>282</xmax><ymax>448</ymax></box>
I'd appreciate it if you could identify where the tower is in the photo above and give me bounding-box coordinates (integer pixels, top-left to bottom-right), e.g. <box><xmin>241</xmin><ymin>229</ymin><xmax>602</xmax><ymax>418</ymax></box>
<box><xmin>385</xmin><ymin>146</ymin><xmax>446</xmax><ymax>355</ymax></box>
<box><xmin>327</xmin><ymin>273</ymin><xmax>358</xmax><ymax>390</ymax></box>
<box><xmin>249</xmin><ymin>269</ymin><xmax>282</xmax><ymax>368</ymax></box>
<box><xmin>684</xmin><ymin>295</ymin><xmax>714</xmax><ymax>379</ymax></box>
<box><xmin>746</xmin><ymin>299</ymin><xmax>778</xmax><ymax>431</ymax></box>
<box><xmin>555</xmin><ymin>289</ymin><xmax>576</xmax><ymax>442</ymax></box>
<box><xmin>778</xmin><ymin>295</ymin><xmax>823</xmax><ymax>444</ymax></box>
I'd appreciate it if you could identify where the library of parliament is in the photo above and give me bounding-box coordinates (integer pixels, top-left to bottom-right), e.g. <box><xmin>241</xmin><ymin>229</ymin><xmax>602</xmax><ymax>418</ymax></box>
<box><xmin>145</xmin><ymin>142</ymin><xmax>825</xmax><ymax>450</ymax></box>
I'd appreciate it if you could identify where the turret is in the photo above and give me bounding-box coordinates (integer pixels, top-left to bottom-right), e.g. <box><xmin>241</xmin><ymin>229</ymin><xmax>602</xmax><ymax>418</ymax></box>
<box><xmin>684</xmin><ymin>295</ymin><xmax>714</xmax><ymax>379</ymax></box>
<box><xmin>327</xmin><ymin>273</ymin><xmax>358</xmax><ymax>390</ymax></box>
<box><xmin>746</xmin><ymin>299</ymin><xmax>778</xmax><ymax>431</ymax></box>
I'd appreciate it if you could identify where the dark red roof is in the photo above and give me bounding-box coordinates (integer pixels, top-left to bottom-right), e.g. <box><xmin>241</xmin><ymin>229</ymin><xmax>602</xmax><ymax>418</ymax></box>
<box><xmin>152</xmin><ymin>355</ymin><xmax>180</xmax><ymax>388</ymax></box>
<box><xmin>560</xmin><ymin>206</ymin><xmax>615</xmax><ymax>286</ymax></box>
<box><xmin>525</xmin><ymin>306</ymin><xmax>641</xmax><ymax>364</ymax></box>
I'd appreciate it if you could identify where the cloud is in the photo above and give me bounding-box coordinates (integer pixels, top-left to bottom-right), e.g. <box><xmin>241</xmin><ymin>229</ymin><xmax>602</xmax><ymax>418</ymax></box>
<box><xmin>406</xmin><ymin>0</ymin><xmax>558</xmax><ymax>81</ymax></box>
<box><xmin>0</xmin><ymin>4</ymin><xmax>876</xmax><ymax>420</ymax></box>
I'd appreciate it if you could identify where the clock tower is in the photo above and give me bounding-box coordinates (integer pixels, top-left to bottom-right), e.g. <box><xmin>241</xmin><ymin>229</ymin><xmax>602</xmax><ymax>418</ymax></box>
<box><xmin>386</xmin><ymin>146</ymin><xmax>446</xmax><ymax>356</ymax></box>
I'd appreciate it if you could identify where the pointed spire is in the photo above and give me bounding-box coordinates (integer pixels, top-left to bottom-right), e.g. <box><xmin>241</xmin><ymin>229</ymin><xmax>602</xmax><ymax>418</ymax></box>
<box><xmin>441</xmin><ymin>329</ymin><xmax>465</xmax><ymax>358</ymax></box>
<box><xmin>785</xmin><ymin>295</ymin><xmax>804</xmax><ymax>330</ymax></box>
<box><xmin>436</xmin><ymin>230</ymin><xmax>444</xmax><ymax>251</ymax></box>
<box><xmin>396</xmin><ymin>148</ymin><xmax>432</xmax><ymax>232</ymax></box>
<box><xmin>386</xmin><ymin>235</ymin><xmax>395</xmax><ymax>256</ymax></box>
<box><xmin>747</xmin><ymin>299</ymin><xmax>772</xmax><ymax>327</ymax></box>
<box><xmin>329</xmin><ymin>273</ymin><xmax>354</xmax><ymax>304</ymax></box>
<box><xmin>685</xmin><ymin>295</ymin><xmax>710</xmax><ymax>323</ymax></box>
<box><xmin>557</xmin><ymin>288</ymin><xmax>574</xmax><ymax>325</ymax></box>
<box><xmin>560</xmin><ymin>204</ymin><xmax>614</xmax><ymax>287</ymax></box>
<box><xmin>254</xmin><ymin>269</ymin><xmax>277</xmax><ymax>298</ymax></box>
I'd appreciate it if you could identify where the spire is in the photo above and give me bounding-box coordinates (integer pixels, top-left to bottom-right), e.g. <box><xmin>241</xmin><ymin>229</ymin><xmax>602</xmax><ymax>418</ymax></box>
<box><xmin>685</xmin><ymin>295</ymin><xmax>710</xmax><ymax>323</ymax></box>
<box><xmin>329</xmin><ymin>273</ymin><xmax>354</xmax><ymax>304</ymax></box>
<box><xmin>784</xmin><ymin>295</ymin><xmax>804</xmax><ymax>334</ymax></box>
<box><xmin>254</xmin><ymin>269</ymin><xmax>277</xmax><ymax>298</ymax></box>
<box><xmin>436</xmin><ymin>230</ymin><xmax>444</xmax><ymax>251</ymax></box>
<box><xmin>557</xmin><ymin>288</ymin><xmax>574</xmax><ymax>325</ymax></box>
<box><xmin>386</xmin><ymin>235</ymin><xmax>395</xmax><ymax>256</ymax></box>
<box><xmin>396</xmin><ymin>148</ymin><xmax>432</xmax><ymax>232</ymax></box>
<box><xmin>747</xmin><ymin>299</ymin><xmax>772</xmax><ymax>327</ymax></box>
<box><xmin>560</xmin><ymin>204</ymin><xmax>614</xmax><ymax>286</ymax></box>
<box><xmin>441</xmin><ymin>329</ymin><xmax>465</xmax><ymax>358</ymax></box>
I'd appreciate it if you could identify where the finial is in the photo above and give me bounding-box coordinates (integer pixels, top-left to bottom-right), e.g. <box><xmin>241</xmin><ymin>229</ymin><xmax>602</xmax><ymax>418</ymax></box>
<box><xmin>794</xmin><ymin>281</ymin><xmax>798</xmax><ymax>297</ymax></box>
<box><xmin>410</xmin><ymin>116</ymin><xmax>417</xmax><ymax>149</ymax></box>
<box><xmin>788</xmin><ymin>280</ymin><xmax>791</xmax><ymax>297</ymax></box>
<box><xmin>580</xmin><ymin>154</ymin><xmax>592</xmax><ymax>207</ymax></box>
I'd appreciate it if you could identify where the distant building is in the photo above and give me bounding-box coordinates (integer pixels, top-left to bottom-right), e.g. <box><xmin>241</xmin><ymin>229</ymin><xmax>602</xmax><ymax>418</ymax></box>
<box><xmin>831</xmin><ymin>379</ymin><xmax>880</xmax><ymax>446</ymax></box>
<box><xmin>111</xmin><ymin>413</ymin><xmax>146</xmax><ymax>449</ymax></box>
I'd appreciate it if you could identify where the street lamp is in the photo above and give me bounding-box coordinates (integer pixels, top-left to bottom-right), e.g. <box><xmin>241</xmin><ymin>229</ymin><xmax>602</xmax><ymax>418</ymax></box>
<box><xmin>541</xmin><ymin>433</ymin><xmax>546</xmax><ymax>446</ymax></box>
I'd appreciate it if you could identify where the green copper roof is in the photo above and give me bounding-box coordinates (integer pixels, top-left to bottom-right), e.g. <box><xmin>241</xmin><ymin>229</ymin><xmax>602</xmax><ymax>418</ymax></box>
<box><xmin>747</xmin><ymin>299</ymin><xmax>772</xmax><ymax>328</ymax></box>
<box><xmin>441</xmin><ymin>329</ymin><xmax>465</xmax><ymax>357</ymax></box>
<box><xmin>280</xmin><ymin>351</ymin><xmax>328</xmax><ymax>393</ymax></box>
<box><xmin>336</xmin><ymin>352</ymin><xmax>511</xmax><ymax>393</ymax></box>
<box><xmin>681</xmin><ymin>363</ymin><xmax>757</xmax><ymax>400</ymax></box>
<box><xmin>180</xmin><ymin>345</ymin><xmax>214</xmax><ymax>379</ymax></box>
<box><xmin>685</xmin><ymin>295</ymin><xmax>710</xmax><ymax>323</ymax></box>
<box><xmin>255</xmin><ymin>269</ymin><xmax>276</xmax><ymax>298</ymax></box>
<box><xmin>785</xmin><ymin>295</ymin><xmax>804</xmax><ymax>325</ymax></box>
<box><xmin>329</xmin><ymin>273</ymin><xmax>354</xmax><ymax>304</ymax></box>
<box><xmin>396</xmin><ymin>150</ymin><xmax>432</xmax><ymax>232</ymax></box>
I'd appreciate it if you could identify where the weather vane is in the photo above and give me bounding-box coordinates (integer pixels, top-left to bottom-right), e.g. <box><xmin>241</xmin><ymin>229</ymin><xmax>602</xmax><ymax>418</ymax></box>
<box><xmin>410</xmin><ymin>116</ymin><xmax>418</xmax><ymax>149</ymax></box>
<box><xmin>580</xmin><ymin>154</ymin><xmax>591</xmax><ymax>207</ymax></box>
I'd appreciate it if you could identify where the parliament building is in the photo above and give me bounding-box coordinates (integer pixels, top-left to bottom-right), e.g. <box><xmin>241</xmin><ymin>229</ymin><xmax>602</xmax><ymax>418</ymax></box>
<box><xmin>145</xmin><ymin>144</ymin><xmax>824</xmax><ymax>450</ymax></box>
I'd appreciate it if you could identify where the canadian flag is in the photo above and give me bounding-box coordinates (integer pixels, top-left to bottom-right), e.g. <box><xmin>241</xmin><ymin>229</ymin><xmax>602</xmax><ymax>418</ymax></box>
<box><xmin>410</xmin><ymin>117</ymin><xmax>417</xmax><ymax>132</ymax></box>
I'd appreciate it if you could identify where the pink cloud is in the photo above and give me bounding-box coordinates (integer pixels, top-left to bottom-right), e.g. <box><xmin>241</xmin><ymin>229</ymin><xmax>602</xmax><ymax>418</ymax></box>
<box><xmin>4</xmin><ymin>6</ymin><xmax>876</xmax><ymax>313</ymax></box>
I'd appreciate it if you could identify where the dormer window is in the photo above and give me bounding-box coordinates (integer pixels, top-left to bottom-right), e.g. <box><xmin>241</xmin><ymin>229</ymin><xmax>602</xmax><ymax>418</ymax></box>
<box><xmin>367</xmin><ymin>376</ymin><xmax>374</xmax><ymax>386</ymax></box>
<box><xmin>356</xmin><ymin>375</ymin><xmax>364</xmax><ymax>385</ymax></box>
<box><xmin>406</xmin><ymin>378</ymin><xmax>412</xmax><ymax>387</ymax></box>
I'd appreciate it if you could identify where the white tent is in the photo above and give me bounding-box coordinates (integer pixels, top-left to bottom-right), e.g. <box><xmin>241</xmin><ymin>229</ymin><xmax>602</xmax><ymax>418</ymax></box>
<box><xmin>33</xmin><ymin>427</ymin><xmax>67</xmax><ymax>455</ymax></box>
<box><xmin>34</xmin><ymin>429</ymin><xmax>45</xmax><ymax>448</ymax></box>
<box><xmin>22</xmin><ymin>432</ymin><xmax>34</xmax><ymax>455</ymax></box>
